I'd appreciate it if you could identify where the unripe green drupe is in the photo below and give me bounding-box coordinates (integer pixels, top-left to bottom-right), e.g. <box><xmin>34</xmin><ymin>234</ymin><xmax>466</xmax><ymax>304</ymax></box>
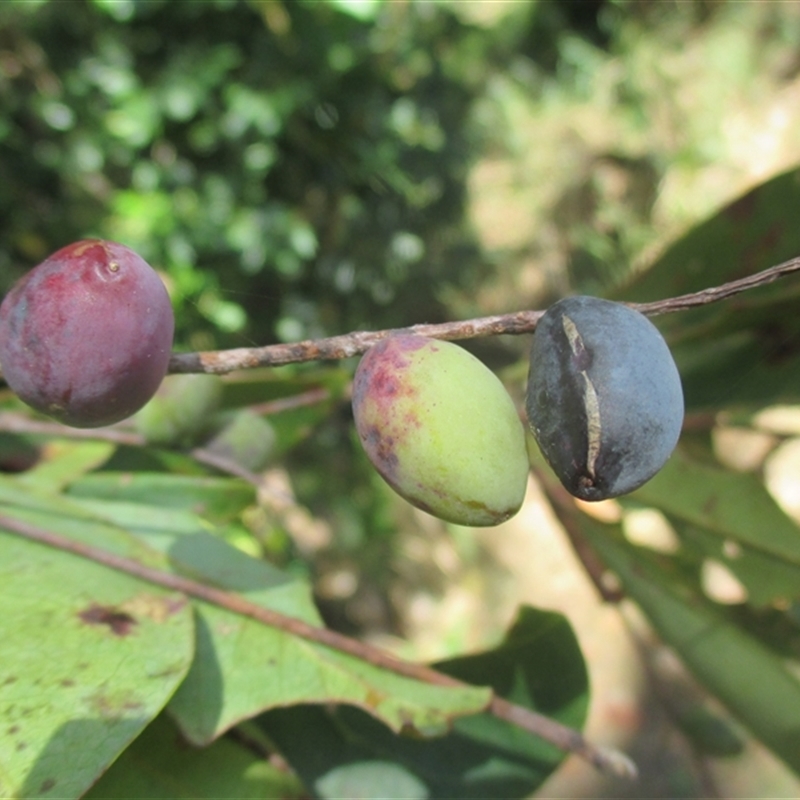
<box><xmin>352</xmin><ymin>334</ymin><xmax>529</xmax><ymax>526</ymax></box>
<box><xmin>135</xmin><ymin>373</ymin><xmax>223</xmax><ymax>446</ymax></box>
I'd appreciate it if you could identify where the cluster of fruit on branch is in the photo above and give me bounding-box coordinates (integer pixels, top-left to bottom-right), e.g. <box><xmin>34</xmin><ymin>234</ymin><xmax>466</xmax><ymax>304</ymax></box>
<box><xmin>0</xmin><ymin>240</ymin><xmax>685</xmax><ymax>518</ymax></box>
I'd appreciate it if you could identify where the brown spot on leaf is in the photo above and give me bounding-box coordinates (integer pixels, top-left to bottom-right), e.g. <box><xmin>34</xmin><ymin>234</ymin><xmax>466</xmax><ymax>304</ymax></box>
<box><xmin>464</xmin><ymin>498</ymin><xmax>490</xmax><ymax>511</ymax></box>
<box><xmin>89</xmin><ymin>690</ymin><xmax>144</xmax><ymax>719</ymax></box>
<box><xmin>39</xmin><ymin>778</ymin><xmax>56</xmax><ymax>794</ymax></box>
<box><xmin>702</xmin><ymin>495</ymin><xmax>719</xmax><ymax>516</ymax></box>
<box><xmin>364</xmin><ymin>688</ymin><xmax>386</xmax><ymax>709</ymax></box>
<box><xmin>78</xmin><ymin>603</ymin><xmax>137</xmax><ymax>636</ymax></box>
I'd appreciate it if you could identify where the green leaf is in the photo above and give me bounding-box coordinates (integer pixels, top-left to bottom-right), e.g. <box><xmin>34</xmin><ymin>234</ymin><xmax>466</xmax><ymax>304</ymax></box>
<box><xmin>0</xmin><ymin>480</ymin><xmax>171</xmax><ymax>568</ymax></box>
<box><xmin>631</xmin><ymin>448</ymin><xmax>800</xmax><ymax>567</ymax></box>
<box><xmin>0</xmin><ymin>498</ymin><xmax>194</xmax><ymax>800</ymax></box>
<box><xmin>65</xmin><ymin>472</ymin><xmax>256</xmax><ymax>524</ymax></box>
<box><xmin>1</xmin><ymin>477</ymin><xmax>488</xmax><ymax>784</ymax></box>
<box><xmin>672</xmin><ymin>703</ymin><xmax>744</xmax><ymax>758</ymax></box>
<box><xmin>614</xmin><ymin>167</ymin><xmax>800</xmax><ymax>412</ymax></box>
<box><xmin>166</xmin><ymin>529</ymin><xmax>492</xmax><ymax>743</ymax></box>
<box><xmin>17</xmin><ymin>440</ymin><xmax>115</xmax><ymax>492</ymax></box>
<box><xmin>259</xmin><ymin>606</ymin><xmax>589</xmax><ymax>799</ymax></box>
<box><xmin>173</xmin><ymin>609</ymin><xmax>492</xmax><ymax>746</ymax></box>
<box><xmin>672</xmin><ymin>520</ymin><xmax>800</xmax><ymax>608</ymax></box>
<box><xmin>63</xmin><ymin>495</ymin><xmax>492</xmax><ymax>745</ymax></box>
<box><xmin>578</xmin><ymin>516</ymin><xmax>800</xmax><ymax>775</ymax></box>
<box><xmin>85</xmin><ymin>714</ymin><xmax>305</xmax><ymax>799</ymax></box>
<box><xmin>316</xmin><ymin>760</ymin><xmax>429</xmax><ymax>800</ymax></box>
<box><xmin>673</xmin><ymin>326</ymin><xmax>800</xmax><ymax>412</ymax></box>
<box><xmin>617</xmin><ymin>166</ymin><xmax>800</xmax><ymax>303</ymax></box>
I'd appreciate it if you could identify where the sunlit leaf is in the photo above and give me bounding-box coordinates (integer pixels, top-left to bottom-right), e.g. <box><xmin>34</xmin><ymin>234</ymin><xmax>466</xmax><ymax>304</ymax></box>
<box><xmin>577</xmin><ymin>514</ymin><xmax>800</xmax><ymax>775</ymax></box>
<box><xmin>60</xmin><ymin>496</ymin><xmax>492</xmax><ymax>745</ymax></box>
<box><xmin>259</xmin><ymin>606</ymin><xmax>588</xmax><ymax>799</ymax></box>
<box><xmin>631</xmin><ymin>448</ymin><xmax>800</xmax><ymax>567</ymax></box>
<box><xmin>0</xmin><ymin>485</ymin><xmax>194</xmax><ymax>800</ymax></box>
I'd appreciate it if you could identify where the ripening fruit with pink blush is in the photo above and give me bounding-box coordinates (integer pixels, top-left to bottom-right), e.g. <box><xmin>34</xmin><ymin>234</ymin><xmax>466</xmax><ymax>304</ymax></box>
<box><xmin>0</xmin><ymin>239</ymin><xmax>174</xmax><ymax>428</ymax></box>
<box><xmin>352</xmin><ymin>334</ymin><xmax>529</xmax><ymax>526</ymax></box>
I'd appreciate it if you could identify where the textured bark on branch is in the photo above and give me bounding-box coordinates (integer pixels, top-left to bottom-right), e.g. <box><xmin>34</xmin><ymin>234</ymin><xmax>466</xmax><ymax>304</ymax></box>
<box><xmin>166</xmin><ymin>256</ymin><xmax>800</xmax><ymax>375</ymax></box>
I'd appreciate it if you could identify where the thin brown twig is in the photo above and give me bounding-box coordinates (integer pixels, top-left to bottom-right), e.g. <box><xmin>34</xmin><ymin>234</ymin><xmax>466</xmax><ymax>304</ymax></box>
<box><xmin>0</xmin><ymin>511</ymin><xmax>637</xmax><ymax>780</ymax></box>
<box><xmin>248</xmin><ymin>386</ymin><xmax>331</xmax><ymax>416</ymax></box>
<box><xmin>168</xmin><ymin>310</ymin><xmax>545</xmax><ymax>375</ymax></box>
<box><xmin>632</xmin><ymin>255</ymin><xmax>800</xmax><ymax>317</ymax></box>
<box><xmin>0</xmin><ymin>413</ymin><xmax>143</xmax><ymax>447</ymax></box>
<box><xmin>166</xmin><ymin>257</ymin><xmax>800</xmax><ymax>375</ymax></box>
<box><xmin>1</xmin><ymin>256</ymin><xmax>799</xmax><ymax>382</ymax></box>
<box><xmin>0</xmin><ymin>412</ymin><xmax>284</xmax><ymax>497</ymax></box>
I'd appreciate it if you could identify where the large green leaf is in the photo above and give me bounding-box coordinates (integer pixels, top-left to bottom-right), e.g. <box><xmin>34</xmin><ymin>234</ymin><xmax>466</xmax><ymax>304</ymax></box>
<box><xmin>2</xmin><ymin>473</ymin><xmax>493</xmax><ymax>790</ymax></box>
<box><xmin>85</xmin><ymin>714</ymin><xmax>305</xmax><ymax>799</ymax></box>
<box><xmin>625</xmin><ymin>448</ymin><xmax>800</xmax><ymax>607</ymax></box>
<box><xmin>631</xmin><ymin>448</ymin><xmax>800</xmax><ymax>567</ymax></box>
<box><xmin>672</xmin><ymin>326</ymin><xmax>800</xmax><ymax>412</ymax></box>
<box><xmin>577</xmin><ymin>515</ymin><xmax>800</xmax><ymax>775</ymax></box>
<box><xmin>0</xmin><ymin>487</ymin><xmax>195</xmax><ymax>800</ymax></box>
<box><xmin>617</xmin><ymin>166</ymin><xmax>800</xmax><ymax>302</ymax></box>
<box><xmin>614</xmin><ymin>167</ymin><xmax>800</xmax><ymax>411</ymax></box>
<box><xmin>61</xmin><ymin>496</ymin><xmax>492</xmax><ymax>745</ymax></box>
<box><xmin>259</xmin><ymin>606</ymin><xmax>589</xmax><ymax>799</ymax></box>
<box><xmin>670</xmin><ymin>519</ymin><xmax>800</xmax><ymax>608</ymax></box>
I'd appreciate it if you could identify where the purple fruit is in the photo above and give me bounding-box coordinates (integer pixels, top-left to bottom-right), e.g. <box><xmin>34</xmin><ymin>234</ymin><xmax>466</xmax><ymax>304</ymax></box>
<box><xmin>0</xmin><ymin>240</ymin><xmax>174</xmax><ymax>428</ymax></box>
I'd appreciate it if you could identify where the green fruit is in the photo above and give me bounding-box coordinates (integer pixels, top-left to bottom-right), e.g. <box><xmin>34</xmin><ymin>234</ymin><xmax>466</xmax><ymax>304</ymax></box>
<box><xmin>135</xmin><ymin>373</ymin><xmax>223</xmax><ymax>446</ymax></box>
<box><xmin>352</xmin><ymin>335</ymin><xmax>529</xmax><ymax>526</ymax></box>
<box><xmin>204</xmin><ymin>410</ymin><xmax>277</xmax><ymax>472</ymax></box>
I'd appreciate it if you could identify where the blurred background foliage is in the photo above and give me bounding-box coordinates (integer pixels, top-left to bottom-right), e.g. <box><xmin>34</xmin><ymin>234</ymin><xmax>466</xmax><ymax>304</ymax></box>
<box><xmin>0</xmin><ymin>0</ymin><xmax>621</xmax><ymax>637</ymax></box>
<box><xmin>0</xmin><ymin>0</ymin><xmax>504</xmax><ymax>350</ymax></box>
<box><xmin>7</xmin><ymin>0</ymin><xmax>800</xmax><ymax>795</ymax></box>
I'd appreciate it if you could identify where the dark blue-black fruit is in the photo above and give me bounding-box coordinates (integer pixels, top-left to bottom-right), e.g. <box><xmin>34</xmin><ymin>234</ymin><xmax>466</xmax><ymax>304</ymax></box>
<box><xmin>526</xmin><ymin>296</ymin><xmax>684</xmax><ymax>501</ymax></box>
